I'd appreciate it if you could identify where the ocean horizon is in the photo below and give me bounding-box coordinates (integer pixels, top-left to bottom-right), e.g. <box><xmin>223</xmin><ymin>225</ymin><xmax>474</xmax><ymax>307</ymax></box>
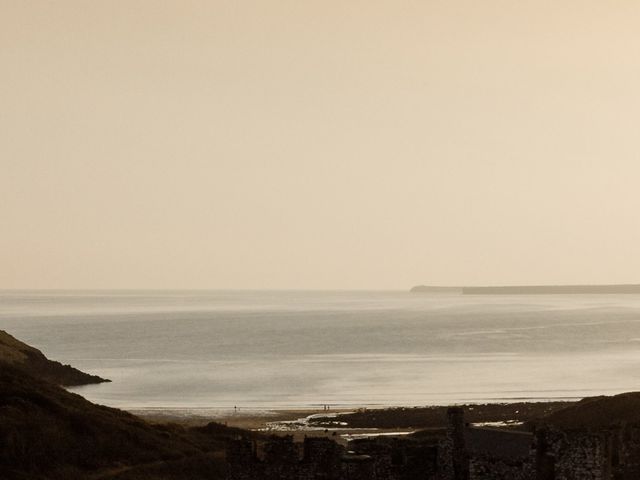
<box><xmin>3</xmin><ymin>289</ymin><xmax>640</xmax><ymax>410</ymax></box>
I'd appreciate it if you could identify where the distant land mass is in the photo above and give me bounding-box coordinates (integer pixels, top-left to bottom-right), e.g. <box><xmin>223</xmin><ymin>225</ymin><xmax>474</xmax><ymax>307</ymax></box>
<box><xmin>463</xmin><ymin>284</ymin><xmax>640</xmax><ymax>295</ymax></box>
<box><xmin>409</xmin><ymin>285</ymin><xmax>462</xmax><ymax>293</ymax></box>
<box><xmin>410</xmin><ymin>284</ymin><xmax>640</xmax><ymax>295</ymax></box>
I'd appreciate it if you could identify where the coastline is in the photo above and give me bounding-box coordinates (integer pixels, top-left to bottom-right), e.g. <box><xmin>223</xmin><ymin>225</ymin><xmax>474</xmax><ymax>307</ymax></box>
<box><xmin>130</xmin><ymin>406</ymin><xmax>425</xmax><ymax>446</ymax></box>
<box><xmin>130</xmin><ymin>399</ymin><xmax>573</xmax><ymax>435</ymax></box>
<box><xmin>129</xmin><ymin>407</ymin><xmax>341</xmax><ymax>429</ymax></box>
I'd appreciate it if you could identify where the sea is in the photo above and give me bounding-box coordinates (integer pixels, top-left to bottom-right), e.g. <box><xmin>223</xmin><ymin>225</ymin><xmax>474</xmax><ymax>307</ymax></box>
<box><xmin>2</xmin><ymin>290</ymin><xmax>640</xmax><ymax>411</ymax></box>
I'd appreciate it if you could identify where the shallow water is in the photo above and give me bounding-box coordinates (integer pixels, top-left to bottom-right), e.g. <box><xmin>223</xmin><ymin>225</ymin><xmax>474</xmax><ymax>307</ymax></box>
<box><xmin>2</xmin><ymin>290</ymin><xmax>640</xmax><ymax>408</ymax></box>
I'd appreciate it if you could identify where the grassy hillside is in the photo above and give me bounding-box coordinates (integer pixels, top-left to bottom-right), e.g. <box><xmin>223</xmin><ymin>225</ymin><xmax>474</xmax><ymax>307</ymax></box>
<box><xmin>0</xmin><ymin>330</ymin><xmax>256</xmax><ymax>480</ymax></box>
<box><xmin>541</xmin><ymin>392</ymin><xmax>640</xmax><ymax>429</ymax></box>
<box><xmin>0</xmin><ymin>364</ymin><xmax>251</xmax><ymax>479</ymax></box>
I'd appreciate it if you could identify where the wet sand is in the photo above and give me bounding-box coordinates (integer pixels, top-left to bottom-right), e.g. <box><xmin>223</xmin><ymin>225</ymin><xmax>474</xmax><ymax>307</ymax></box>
<box><xmin>131</xmin><ymin>400</ymin><xmax>573</xmax><ymax>444</ymax></box>
<box><xmin>132</xmin><ymin>407</ymin><xmax>383</xmax><ymax>445</ymax></box>
<box><xmin>131</xmin><ymin>407</ymin><xmax>352</xmax><ymax>430</ymax></box>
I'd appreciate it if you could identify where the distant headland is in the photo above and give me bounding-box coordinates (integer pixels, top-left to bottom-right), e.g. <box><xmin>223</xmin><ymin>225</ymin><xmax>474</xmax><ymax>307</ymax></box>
<box><xmin>410</xmin><ymin>284</ymin><xmax>640</xmax><ymax>295</ymax></box>
<box><xmin>409</xmin><ymin>285</ymin><xmax>462</xmax><ymax>293</ymax></box>
<box><xmin>0</xmin><ymin>330</ymin><xmax>109</xmax><ymax>386</ymax></box>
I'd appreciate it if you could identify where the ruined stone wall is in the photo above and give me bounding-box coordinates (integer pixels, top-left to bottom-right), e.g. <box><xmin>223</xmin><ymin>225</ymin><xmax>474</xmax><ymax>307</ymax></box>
<box><xmin>342</xmin><ymin>456</ymin><xmax>376</xmax><ymax>480</ymax></box>
<box><xmin>469</xmin><ymin>456</ymin><xmax>534</xmax><ymax>480</ymax></box>
<box><xmin>227</xmin><ymin>406</ymin><xmax>640</xmax><ymax>480</ymax></box>
<box><xmin>436</xmin><ymin>407</ymin><xmax>469</xmax><ymax>480</ymax></box>
<box><xmin>226</xmin><ymin>439</ymin><xmax>256</xmax><ymax>480</ymax></box>
<box><xmin>300</xmin><ymin>437</ymin><xmax>344</xmax><ymax>480</ymax></box>
<box><xmin>437</xmin><ymin>433</ymin><xmax>454</xmax><ymax>480</ymax></box>
<box><xmin>396</xmin><ymin>441</ymin><xmax>438</xmax><ymax>480</ymax></box>
<box><xmin>228</xmin><ymin>436</ymin><xmax>355</xmax><ymax>480</ymax></box>
<box><xmin>348</xmin><ymin>436</ymin><xmax>440</xmax><ymax>480</ymax></box>
<box><xmin>350</xmin><ymin>441</ymin><xmax>394</xmax><ymax>479</ymax></box>
<box><xmin>228</xmin><ymin>435</ymin><xmax>443</xmax><ymax>480</ymax></box>
<box><xmin>611</xmin><ymin>425</ymin><xmax>640</xmax><ymax>480</ymax></box>
<box><xmin>535</xmin><ymin>427</ymin><xmax>610</xmax><ymax>480</ymax></box>
<box><xmin>465</xmin><ymin>426</ymin><xmax>534</xmax><ymax>480</ymax></box>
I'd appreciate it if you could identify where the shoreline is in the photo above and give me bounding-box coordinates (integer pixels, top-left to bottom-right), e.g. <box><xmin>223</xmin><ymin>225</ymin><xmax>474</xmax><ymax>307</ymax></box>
<box><xmin>131</xmin><ymin>407</ymin><xmax>420</xmax><ymax>445</ymax></box>
<box><xmin>130</xmin><ymin>407</ymin><xmax>354</xmax><ymax>430</ymax></box>
<box><xmin>130</xmin><ymin>399</ymin><xmax>575</xmax><ymax>436</ymax></box>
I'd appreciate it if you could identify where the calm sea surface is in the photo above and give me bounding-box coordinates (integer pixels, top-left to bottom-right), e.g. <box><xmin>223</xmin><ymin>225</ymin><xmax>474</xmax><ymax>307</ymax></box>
<box><xmin>3</xmin><ymin>290</ymin><xmax>640</xmax><ymax>409</ymax></box>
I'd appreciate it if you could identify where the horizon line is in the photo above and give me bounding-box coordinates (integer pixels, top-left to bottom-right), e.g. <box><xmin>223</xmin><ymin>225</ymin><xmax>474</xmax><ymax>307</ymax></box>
<box><xmin>3</xmin><ymin>282</ymin><xmax>640</xmax><ymax>292</ymax></box>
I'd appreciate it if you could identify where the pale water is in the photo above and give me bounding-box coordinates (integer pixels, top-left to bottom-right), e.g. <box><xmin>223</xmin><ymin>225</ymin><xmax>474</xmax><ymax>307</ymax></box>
<box><xmin>3</xmin><ymin>290</ymin><xmax>640</xmax><ymax>410</ymax></box>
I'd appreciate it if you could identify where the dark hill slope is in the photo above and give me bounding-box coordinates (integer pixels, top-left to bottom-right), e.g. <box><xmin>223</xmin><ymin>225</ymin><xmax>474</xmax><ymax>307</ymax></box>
<box><xmin>0</xmin><ymin>365</ymin><xmax>247</xmax><ymax>479</ymax></box>
<box><xmin>541</xmin><ymin>391</ymin><xmax>640</xmax><ymax>430</ymax></box>
<box><xmin>0</xmin><ymin>330</ymin><xmax>109</xmax><ymax>386</ymax></box>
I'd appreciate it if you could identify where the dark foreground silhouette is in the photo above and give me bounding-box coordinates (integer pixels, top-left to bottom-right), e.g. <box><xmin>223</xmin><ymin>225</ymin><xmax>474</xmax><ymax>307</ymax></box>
<box><xmin>0</xmin><ymin>331</ymin><xmax>254</xmax><ymax>479</ymax></box>
<box><xmin>0</xmin><ymin>364</ymin><xmax>254</xmax><ymax>479</ymax></box>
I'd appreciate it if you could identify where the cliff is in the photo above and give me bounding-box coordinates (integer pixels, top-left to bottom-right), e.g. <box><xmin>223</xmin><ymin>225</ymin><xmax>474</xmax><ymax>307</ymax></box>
<box><xmin>410</xmin><ymin>284</ymin><xmax>640</xmax><ymax>295</ymax></box>
<box><xmin>463</xmin><ymin>284</ymin><xmax>640</xmax><ymax>295</ymax></box>
<box><xmin>0</xmin><ymin>329</ymin><xmax>109</xmax><ymax>386</ymax></box>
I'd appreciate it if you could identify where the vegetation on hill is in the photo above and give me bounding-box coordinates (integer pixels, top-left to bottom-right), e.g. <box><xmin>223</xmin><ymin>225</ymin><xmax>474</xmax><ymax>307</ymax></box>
<box><xmin>309</xmin><ymin>402</ymin><xmax>572</xmax><ymax>430</ymax></box>
<box><xmin>540</xmin><ymin>392</ymin><xmax>640</xmax><ymax>429</ymax></box>
<box><xmin>0</xmin><ymin>330</ymin><xmax>257</xmax><ymax>479</ymax></box>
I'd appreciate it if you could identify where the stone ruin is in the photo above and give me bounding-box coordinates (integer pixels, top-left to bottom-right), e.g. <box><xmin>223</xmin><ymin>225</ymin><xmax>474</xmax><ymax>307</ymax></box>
<box><xmin>227</xmin><ymin>407</ymin><xmax>640</xmax><ymax>479</ymax></box>
<box><xmin>226</xmin><ymin>433</ymin><xmax>440</xmax><ymax>480</ymax></box>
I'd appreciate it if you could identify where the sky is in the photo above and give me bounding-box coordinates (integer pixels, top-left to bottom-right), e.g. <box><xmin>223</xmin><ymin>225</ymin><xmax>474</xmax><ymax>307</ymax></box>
<box><xmin>2</xmin><ymin>1</ymin><xmax>640</xmax><ymax>290</ymax></box>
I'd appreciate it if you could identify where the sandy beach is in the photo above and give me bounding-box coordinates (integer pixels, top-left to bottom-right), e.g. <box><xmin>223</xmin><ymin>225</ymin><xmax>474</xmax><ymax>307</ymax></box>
<box><xmin>130</xmin><ymin>406</ymin><xmax>419</xmax><ymax>444</ymax></box>
<box><xmin>130</xmin><ymin>400</ymin><xmax>572</xmax><ymax>445</ymax></box>
<box><xmin>129</xmin><ymin>407</ymin><xmax>340</xmax><ymax>429</ymax></box>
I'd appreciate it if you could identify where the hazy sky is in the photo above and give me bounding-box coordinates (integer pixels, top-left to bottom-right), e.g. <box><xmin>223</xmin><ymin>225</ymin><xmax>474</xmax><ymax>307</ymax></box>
<box><xmin>2</xmin><ymin>1</ymin><xmax>640</xmax><ymax>290</ymax></box>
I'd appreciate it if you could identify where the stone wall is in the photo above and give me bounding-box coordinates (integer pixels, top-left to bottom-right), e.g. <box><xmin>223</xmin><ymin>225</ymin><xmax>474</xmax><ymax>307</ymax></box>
<box><xmin>226</xmin><ymin>411</ymin><xmax>640</xmax><ymax>480</ymax></box>
<box><xmin>301</xmin><ymin>437</ymin><xmax>343</xmax><ymax>479</ymax></box>
<box><xmin>466</xmin><ymin>426</ymin><xmax>534</xmax><ymax>480</ymax></box>
<box><xmin>470</xmin><ymin>456</ymin><xmax>534</xmax><ymax>480</ymax></box>
<box><xmin>535</xmin><ymin>427</ymin><xmax>611</xmax><ymax>480</ymax></box>
<box><xmin>350</xmin><ymin>436</ymin><xmax>439</xmax><ymax>480</ymax></box>
<box><xmin>226</xmin><ymin>438</ymin><xmax>256</xmax><ymax>480</ymax></box>
<box><xmin>437</xmin><ymin>407</ymin><xmax>470</xmax><ymax>480</ymax></box>
<box><xmin>614</xmin><ymin>425</ymin><xmax>640</xmax><ymax>479</ymax></box>
<box><xmin>227</xmin><ymin>434</ymin><xmax>441</xmax><ymax>480</ymax></box>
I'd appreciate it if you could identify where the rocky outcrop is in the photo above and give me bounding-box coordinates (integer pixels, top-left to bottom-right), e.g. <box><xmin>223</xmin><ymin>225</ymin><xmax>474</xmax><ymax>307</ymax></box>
<box><xmin>0</xmin><ymin>330</ymin><xmax>109</xmax><ymax>386</ymax></box>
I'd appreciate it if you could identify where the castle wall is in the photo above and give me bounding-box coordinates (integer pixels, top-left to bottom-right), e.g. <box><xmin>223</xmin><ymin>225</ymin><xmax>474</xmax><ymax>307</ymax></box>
<box><xmin>535</xmin><ymin>428</ymin><xmax>611</xmax><ymax>480</ymax></box>
<box><xmin>470</xmin><ymin>456</ymin><xmax>534</xmax><ymax>480</ymax></box>
<box><xmin>226</xmin><ymin>411</ymin><xmax>640</xmax><ymax>480</ymax></box>
<box><xmin>437</xmin><ymin>407</ymin><xmax>470</xmax><ymax>480</ymax></box>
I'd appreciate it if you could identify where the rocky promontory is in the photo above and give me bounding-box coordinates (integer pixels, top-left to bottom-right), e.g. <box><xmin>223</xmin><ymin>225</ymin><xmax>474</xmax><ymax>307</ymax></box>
<box><xmin>0</xmin><ymin>329</ymin><xmax>110</xmax><ymax>386</ymax></box>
